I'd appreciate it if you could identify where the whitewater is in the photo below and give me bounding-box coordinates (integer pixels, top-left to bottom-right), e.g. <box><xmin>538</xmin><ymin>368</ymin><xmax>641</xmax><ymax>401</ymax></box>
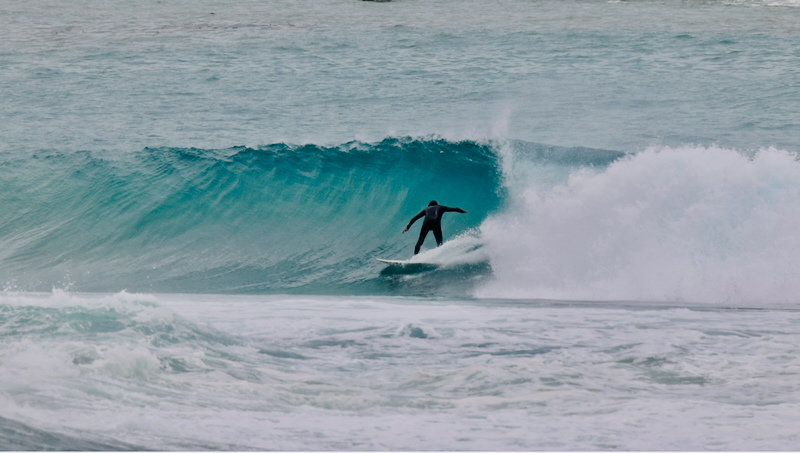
<box><xmin>2</xmin><ymin>0</ymin><xmax>800</xmax><ymax>450</ymax></box>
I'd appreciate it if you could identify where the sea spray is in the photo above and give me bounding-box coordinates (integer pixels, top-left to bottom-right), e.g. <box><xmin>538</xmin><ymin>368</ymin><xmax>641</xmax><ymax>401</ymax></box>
<box><xmin>477</xmin><ymin>145</ymin><xmax>800</xmax><ymax>305</ymax></box>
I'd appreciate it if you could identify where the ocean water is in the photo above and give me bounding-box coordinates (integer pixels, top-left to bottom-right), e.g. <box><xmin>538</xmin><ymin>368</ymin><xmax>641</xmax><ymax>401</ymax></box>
<box><xmin>2</xmin><ymin>0</ymin><xmax>800</xmax><ymax>450</ymax></box>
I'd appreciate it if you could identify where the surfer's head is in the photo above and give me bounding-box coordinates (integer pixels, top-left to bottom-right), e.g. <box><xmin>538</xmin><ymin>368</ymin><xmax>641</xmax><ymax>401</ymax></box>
<box><xmin>428</xmin><ymin>200</ymin><xmax>438</xmax><ymax>206</ymax></box>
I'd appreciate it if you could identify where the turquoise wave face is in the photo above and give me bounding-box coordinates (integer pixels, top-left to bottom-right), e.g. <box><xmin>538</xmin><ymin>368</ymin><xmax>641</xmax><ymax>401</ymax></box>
<box><xmin>0</xmin><ymin>138</ymin><xmax>622</xmax><ymax>296</ymax></box>
<box><xmin>0</xmin><ymin>139</ymin><xmax>489</xmax><ymax>294</ymax></box>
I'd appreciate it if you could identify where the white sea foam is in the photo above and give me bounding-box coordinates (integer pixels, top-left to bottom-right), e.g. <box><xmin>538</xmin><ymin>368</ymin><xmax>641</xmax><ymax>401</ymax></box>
<box><xmin>4</xmin><ymin>291</ymin><xmax>800</xmax><ymax>449</ymax></box>
<box><xmin>478</xmin><ymin>145</ymin><xmax>800</xmax><ymax>305</ymax></box>
<box><xmin>409</xmin><ymin>231</ymin><xmax>488</xmax><ymax>266</ymax></box>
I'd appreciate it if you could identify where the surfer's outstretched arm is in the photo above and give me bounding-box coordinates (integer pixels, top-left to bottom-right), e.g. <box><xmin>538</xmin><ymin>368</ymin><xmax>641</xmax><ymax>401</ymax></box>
<box><xmin>442</xmin><ymin>206</ymin><xmax>468</xmax><ymax>214</ymax></box>
<box><xmin>402</xmin><ymin>210</ymin><xmax>426</xmax><ymax>233</ymax></box>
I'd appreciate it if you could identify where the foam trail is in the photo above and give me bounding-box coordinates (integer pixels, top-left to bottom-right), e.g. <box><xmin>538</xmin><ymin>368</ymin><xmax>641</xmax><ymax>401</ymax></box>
<box><xmin>477</xmin><ymin>146</ymin><xmax>800</xmax><ymax>305</ymax></box>
<box><xmin>409</xmin><ymin>231</ymin><xmax>488</xmax><ymax>267</ymax></box>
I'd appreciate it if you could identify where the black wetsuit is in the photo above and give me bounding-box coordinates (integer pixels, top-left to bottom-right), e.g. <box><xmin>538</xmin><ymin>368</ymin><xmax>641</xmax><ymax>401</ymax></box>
<box><xmin>406</xmin><ymin>205</ymin><xmax>467</xmax><ymax>255</ymax></box>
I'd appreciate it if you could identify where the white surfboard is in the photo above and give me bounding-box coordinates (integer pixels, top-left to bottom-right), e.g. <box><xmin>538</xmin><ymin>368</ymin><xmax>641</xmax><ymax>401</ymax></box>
<box><xmin>376</xmin><ymin>258</ymin><xmax>436</xmax><ymax>266</ymax></box>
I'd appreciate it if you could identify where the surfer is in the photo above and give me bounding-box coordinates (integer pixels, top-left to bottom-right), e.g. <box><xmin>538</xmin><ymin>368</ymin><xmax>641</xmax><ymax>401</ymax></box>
<box><xmin>403</xmin><ymin>200</ymin><xmax>467</xmax><ymax>255</ymax></box>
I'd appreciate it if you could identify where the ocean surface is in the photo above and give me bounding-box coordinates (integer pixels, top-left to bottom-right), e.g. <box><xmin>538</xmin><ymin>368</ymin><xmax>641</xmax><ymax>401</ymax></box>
<box><xmin>2</xmin><ymin>0</ymin><xmax>800</xmax><ymax>450</ymax></box>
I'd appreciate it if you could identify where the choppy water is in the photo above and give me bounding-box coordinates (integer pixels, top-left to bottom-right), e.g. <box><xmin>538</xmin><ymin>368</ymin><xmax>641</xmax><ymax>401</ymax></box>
<box><xmin>3</xmin><ymin>291</ymin><xmax>800</xmax><ymax>450</ymax></box>
<box><xmin>2</xmin><ymin>0</ymin><xmax>800</xmax><ymax>450</ymax></box>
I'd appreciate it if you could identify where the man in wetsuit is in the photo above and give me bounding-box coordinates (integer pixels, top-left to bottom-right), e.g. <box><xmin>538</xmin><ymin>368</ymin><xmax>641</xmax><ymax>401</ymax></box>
<box><xmin>402</xmin><ymin>200</ymin><xmax>467</xmax><ymax>255</ymax></box>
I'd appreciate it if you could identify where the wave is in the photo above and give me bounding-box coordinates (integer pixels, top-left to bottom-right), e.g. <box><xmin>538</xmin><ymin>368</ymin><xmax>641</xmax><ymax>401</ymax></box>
<box><xmin>0</xmin><ymin>137</ymin><xmax>621</xmax><ymax>297</ymax></box>
<box><xmin>12</xmin><ymin>137</ymin><xmax>797</xmax><ymax>305</ymax></box>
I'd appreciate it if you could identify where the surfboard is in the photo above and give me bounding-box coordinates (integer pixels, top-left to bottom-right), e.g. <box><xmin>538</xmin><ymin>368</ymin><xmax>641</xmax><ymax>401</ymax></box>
<box><xmin>376</xmin><ymin>258</ymin><xmax>435</xmax><ymax>266</ymax></box>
